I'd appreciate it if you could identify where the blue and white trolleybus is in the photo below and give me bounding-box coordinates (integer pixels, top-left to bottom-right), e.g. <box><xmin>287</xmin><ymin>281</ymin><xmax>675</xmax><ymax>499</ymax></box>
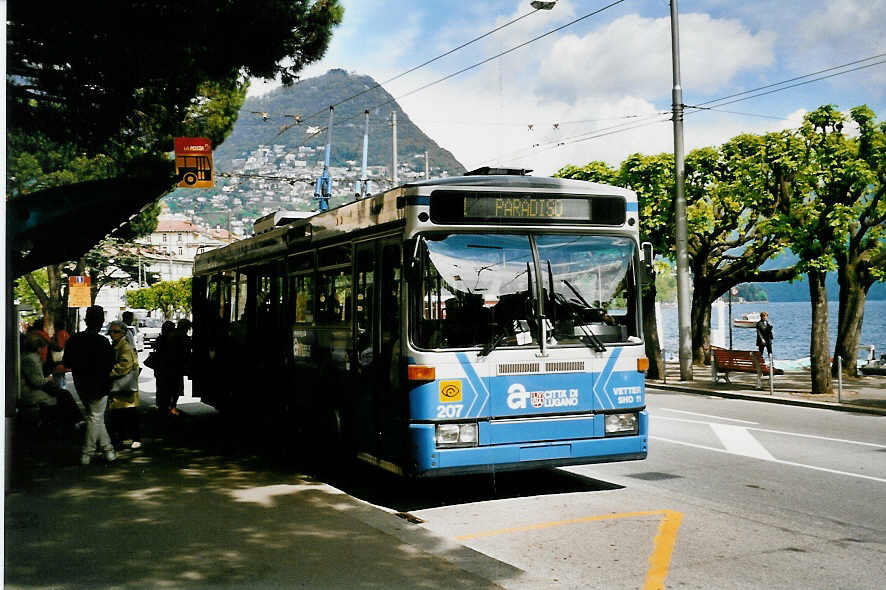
<box><xmin>192</xmin><ymin>168</ymin><xmax>650</xmax><ymax>476</ymax></box>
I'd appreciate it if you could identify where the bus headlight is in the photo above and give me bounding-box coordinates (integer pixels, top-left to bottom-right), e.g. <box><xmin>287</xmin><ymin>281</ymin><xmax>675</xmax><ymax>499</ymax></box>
<box><xmin>435</xmin><ymin>423</ymin><xmax>478</xmax><ymax>447</ymax></box>
<box><xmin>604</xmin><ymin>413</ymin><xmax>638</xmax><ymax>435</ymax></box>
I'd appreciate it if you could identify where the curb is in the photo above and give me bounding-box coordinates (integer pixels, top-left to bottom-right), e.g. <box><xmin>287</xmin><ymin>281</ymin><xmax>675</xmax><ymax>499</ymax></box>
<box><xmin>648</xmin><ymin>382</ymin><xmax>886</xmax><ymax>416</ymax></box>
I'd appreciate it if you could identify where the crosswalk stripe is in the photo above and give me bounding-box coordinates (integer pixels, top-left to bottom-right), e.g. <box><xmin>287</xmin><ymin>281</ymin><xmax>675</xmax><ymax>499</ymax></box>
<box><xmin>711</xmin><ymin>424</ymin><xmax>775</xmax><ymax>460</ymax></box>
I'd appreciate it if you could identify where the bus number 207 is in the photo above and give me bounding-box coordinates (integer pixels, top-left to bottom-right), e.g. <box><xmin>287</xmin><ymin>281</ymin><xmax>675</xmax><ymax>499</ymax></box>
<box><xmin>437</xmin><ymin>405</ymin><xmax>464</xmax><ymax>418</ymax></box>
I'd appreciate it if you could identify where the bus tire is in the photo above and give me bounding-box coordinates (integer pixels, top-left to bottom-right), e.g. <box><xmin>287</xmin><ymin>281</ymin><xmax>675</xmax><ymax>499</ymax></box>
<box><xmin>183</xmin><ymin>172</ymin><xmax>198</xmax><ymax>185</ymax></box>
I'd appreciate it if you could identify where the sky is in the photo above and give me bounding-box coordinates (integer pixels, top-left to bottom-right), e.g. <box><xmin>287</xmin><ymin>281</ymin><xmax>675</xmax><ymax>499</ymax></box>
<box><xmin>249</xmin><ymin>0</ymin><xmax>886</xmax><ymax>176</ymax></box>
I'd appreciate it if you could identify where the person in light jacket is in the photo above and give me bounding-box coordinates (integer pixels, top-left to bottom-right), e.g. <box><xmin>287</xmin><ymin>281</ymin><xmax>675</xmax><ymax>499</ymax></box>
<box><xmin>108</xmin><ymin>320</ymin><xmax>142</xmax><ymax>450</ymax></box>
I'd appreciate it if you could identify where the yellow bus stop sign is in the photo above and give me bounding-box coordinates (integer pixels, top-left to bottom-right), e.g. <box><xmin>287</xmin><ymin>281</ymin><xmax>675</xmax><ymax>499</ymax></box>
<box><xmin>68</xmin><ymin>276</ymin><xmax>91</xmax><ymax>308</ymax></box>
<box><xmin>174</xmin><ymin>137</ymin><xmax>214</xmax><ymax>188</ymax></box>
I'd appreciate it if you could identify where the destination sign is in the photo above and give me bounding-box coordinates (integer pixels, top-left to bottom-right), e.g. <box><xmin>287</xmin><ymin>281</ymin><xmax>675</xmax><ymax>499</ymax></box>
<box><xmin>429</xmin><ymin>190</ymin><xmax>625</xmax><ymax>225</ymax></box>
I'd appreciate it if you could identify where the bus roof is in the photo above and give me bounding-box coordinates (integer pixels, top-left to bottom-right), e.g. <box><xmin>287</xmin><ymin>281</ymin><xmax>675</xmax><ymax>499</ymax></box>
<box><xmin>401</xmin><ymin>174</ymin><xmax>636</xmax><ymax>200</ymax></box>
<box><xmin>194</xmin><ymin>173</ymin><xmax>637</xmax><ymax>275</ymax></box>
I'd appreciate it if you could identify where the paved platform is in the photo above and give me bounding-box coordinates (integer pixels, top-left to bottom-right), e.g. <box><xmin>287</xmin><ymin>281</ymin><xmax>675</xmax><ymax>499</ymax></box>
<box><xmin>649</xmin><ymin>361</ymin><xmax>886</xmax><ymax>415</ymax></box>
<box><xmin>4</xmin><ymin>404</ymin><xmax>514</xmax><ymax>589</ymax></box>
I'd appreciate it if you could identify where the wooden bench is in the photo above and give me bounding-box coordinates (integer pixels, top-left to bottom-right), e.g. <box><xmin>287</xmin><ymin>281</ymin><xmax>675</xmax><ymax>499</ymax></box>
<box><xmin>711</xmin><ymin>347</ymin><xmax>783</xmax><ymax>383</ymax></box>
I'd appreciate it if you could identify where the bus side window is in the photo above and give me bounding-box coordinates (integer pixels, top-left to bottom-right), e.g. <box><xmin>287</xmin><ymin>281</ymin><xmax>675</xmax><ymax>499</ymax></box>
<box><xmin>292</xmin><ymin>273</ymin><xmax>314</xmax><ymax>324</ymax></box>
<box><xmin>354</xmin><ymin>245</ymin><xmax>375</xmax><ymax>366</ymax></box>
<box><xmin>317</xmin><ymin>269</ymin><xmax>350</xmax><ymax>324</ymax></box>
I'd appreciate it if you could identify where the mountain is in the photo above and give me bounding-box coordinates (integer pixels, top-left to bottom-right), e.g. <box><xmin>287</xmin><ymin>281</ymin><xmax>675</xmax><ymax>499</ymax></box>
<box><xmin>753</xmin><ymin>250</ymin><xmax>886</xmax><ymax>301</ymax></box>
<box><xmin>163</xmin><ymin>69</ymin><xmax>466</xmax><ymax>233</ymax></box>
<box><xmin>213</xmin><ymin>68</ymin><xmax>465</xmax><ymax>174</ymax></box>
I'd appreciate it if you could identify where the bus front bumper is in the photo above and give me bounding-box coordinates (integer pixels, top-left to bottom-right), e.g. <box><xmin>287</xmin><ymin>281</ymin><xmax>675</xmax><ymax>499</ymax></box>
<box><xmin>409</xmin><ymin>412</ymin><xmax>648</xmax><ymax>477</ymax></box>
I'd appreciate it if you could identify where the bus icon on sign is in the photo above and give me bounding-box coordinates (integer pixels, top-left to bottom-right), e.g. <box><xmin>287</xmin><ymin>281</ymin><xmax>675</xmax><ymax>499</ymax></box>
<box><xmin>177</xmin><ymin>154</ymin><xmax>212</xmax><ymax>186</ymax></box>
<box><xmin>174</xmin><ymin>137</ymin><xmax>213</xmax><ymax>188</ymax></box>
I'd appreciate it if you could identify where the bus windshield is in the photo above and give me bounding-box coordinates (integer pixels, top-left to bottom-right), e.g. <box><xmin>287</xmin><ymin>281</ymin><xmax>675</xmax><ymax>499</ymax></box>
<box><xmin>411</xmin><ymin>232</ymin><xmax>640</xmax><ymax>350</ymax></box>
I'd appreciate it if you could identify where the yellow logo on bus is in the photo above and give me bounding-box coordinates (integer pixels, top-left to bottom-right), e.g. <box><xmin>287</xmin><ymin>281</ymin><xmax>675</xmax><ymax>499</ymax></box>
<box><xmin>439</xmin><ymin>380</ymin><xmax>463</xmax><ymax>403</ymax></box>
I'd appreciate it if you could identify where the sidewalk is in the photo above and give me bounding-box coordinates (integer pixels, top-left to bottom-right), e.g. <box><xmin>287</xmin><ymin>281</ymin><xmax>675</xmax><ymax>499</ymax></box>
<box><xmin>648</xmin><ymin>361</ymin><xmax>886</xmax><ymax>415</ymax></box>
<box><xmin>5</xmin><ymin>401</ymin><xmax>512</xmax><ymax>589</ymax></box>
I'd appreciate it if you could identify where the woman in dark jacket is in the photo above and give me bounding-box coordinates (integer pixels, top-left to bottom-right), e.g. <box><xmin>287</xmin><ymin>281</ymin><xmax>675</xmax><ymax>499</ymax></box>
<box><xmin>154</xmin><ymin>321</ymin><xmax>185</xmax><ymax>416</ymax></box>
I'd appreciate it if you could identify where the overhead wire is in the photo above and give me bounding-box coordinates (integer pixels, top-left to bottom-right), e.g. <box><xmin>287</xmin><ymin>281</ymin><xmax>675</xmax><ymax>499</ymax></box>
<box><xmin>290</xmin><ymin>6</ymin><xmax>552</xmax><ymax>128</ymax></box>
<box><xmin>294</xmin><ymin>0</ymin><xmax>628</xmax><ymax>140</ymax></box>
<box><xmin>474</xmin><ymin>53</ymin><xmax>886</xmax><ymax>166</ymax></box>
<box><xmin>474</xmin><ymin>111</ymin><xmax>671</xmax><ymax>166</ymax></box>
<box><xmin>687</xmin><ymin>57</ymin><xmax>886</xmax><ymax>112</ymax></box>
<box><xmin>693</xmin><ymin>52</ymin><xmax>886</xmax><ymax>108</ymax></box>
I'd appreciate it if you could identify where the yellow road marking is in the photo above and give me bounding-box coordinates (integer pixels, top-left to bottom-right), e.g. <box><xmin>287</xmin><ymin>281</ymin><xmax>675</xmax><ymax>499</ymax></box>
<box><xmin>455</xmin><ymin>509</ymin><xmax>683</xmax><ymax>590</ymax></box>
<box><xmin>643</xmin><ymin>510</ymin><xmax>683</xmax><ymax>590</ymax></box>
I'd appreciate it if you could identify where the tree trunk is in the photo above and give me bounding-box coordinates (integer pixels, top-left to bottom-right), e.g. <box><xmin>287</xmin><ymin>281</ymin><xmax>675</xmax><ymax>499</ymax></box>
<box><xmin>690</xmin><ymin>290</ymin><xmax>712</xmax><ymax>366</ymax></box>
<box><xmin>808</xmin><ymin>270</ymin><xmax>832</xmax><ymax>394</ymax></box>
<box><xmin>833</xmin><ymin>260</ymin><xmax>867</xmax><ymax>377</ymax></box>
<box><xmin>23</xmin><ymin>271</ymin><xmax>50</xmax><ymax>322</ymax></box>
<box><xmin>45</xmin><ymin>264</ymin><xmax>66</xmax><ymax>337</ymax></box>
<box><xmin>642</xmin><ymin>278</ymin><xmax>664</xmax><ymax>380</ymax></box>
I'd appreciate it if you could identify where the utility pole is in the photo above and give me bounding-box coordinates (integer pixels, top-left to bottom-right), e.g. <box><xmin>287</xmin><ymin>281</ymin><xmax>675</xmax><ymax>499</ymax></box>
<box><xmin>424</xmin><ymin>151</ymin><xmax>429</xmax><ymax>179</ymax></box>
<box><xmin>391</xmin><ymin>110</ymin><xmax>398</xmax><ymax>186</ymax></box>
<box><xmin>670</xmin><ymin>0</ymin><xmax>692</xmax><ymax>380</ymax></box>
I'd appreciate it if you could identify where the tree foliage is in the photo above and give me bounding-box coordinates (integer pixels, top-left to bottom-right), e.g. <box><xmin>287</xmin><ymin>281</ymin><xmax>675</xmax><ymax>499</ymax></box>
<box><xmin>7</xmin><ymin>0</ymin><xmax>344</xmax><ymax>277</ymax></box>
<box><xmin>7</xmin><ymin>1</ymin><xmax>343</xmax><ymax>158</ymax></box>
<box><xmin>769</xmin><ymin>105</ymin><xmax>886</xmax><ymax>386</ymax></box>
<box><xmin>556</xmin><ymin>105</ymin><xmax>885</xmax><ymax>387</ymax></box>
<box><xmin>126</xmin><ymin>277</ymin><xmax>191</xmax><ymax>318</ymax></box>
<box><xmin>126</xmin><ymin>278</ymin><xmax>192</xmax><ymax>319</ymax></box>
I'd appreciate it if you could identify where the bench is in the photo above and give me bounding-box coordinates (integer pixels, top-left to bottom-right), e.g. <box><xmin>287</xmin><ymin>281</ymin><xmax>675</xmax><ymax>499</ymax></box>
<box><xmin>711</xmin><ymin>347</ymin><xmax>783</xmax><ymax>384</ymax></box>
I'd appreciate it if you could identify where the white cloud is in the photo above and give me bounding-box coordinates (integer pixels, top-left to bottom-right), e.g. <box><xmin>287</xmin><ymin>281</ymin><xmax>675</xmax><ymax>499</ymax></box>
<box><xmin>243</xmin><ymin>1</ymin><xmax>884</xmax><ymax>179</ymax></box>
<box><xmin>791</xmin><ymin>0</ymin><xmax>886</xmax><ymax>92</ymax></box>
<box><xmin>536</xmin><ymin>13</ymin><xmax>776</xmax><ymax>102</ymax></box>
<box><xmin>797</xmin><ymin>0</ymin><xmax>886</xmax><ymax>48</ymax></box>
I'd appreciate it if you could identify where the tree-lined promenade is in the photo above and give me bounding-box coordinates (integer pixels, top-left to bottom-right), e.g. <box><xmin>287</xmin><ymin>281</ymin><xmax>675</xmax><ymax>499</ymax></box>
<box><xmin>558</xmin><ymin>105</ymin><xmax>886</xmax><ymax>393</ymax></box>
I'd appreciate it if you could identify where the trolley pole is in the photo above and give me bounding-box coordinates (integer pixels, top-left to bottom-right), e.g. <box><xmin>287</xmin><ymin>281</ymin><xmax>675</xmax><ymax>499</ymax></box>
<box><xmin>670</xmin><ymin>0</ymin><xmax>692</xmax><ymax>381</ymax></box>
<box><xmin>392</xmin><ymin>111</ymin><xmax>398</xmax><ymax>186</ymax></box>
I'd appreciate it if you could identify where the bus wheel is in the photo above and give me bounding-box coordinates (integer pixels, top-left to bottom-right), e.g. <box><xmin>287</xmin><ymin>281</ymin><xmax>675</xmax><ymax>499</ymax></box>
<box><xmin>183</xmin><ymin>172</ymin><xmax>198</xmax><ymax>185</ymax></box>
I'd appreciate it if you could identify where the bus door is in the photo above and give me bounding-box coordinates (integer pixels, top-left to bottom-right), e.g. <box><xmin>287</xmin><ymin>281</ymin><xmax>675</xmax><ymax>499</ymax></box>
<box><xmin>353</xmin><ymin>243</ymin><xmax>377</xmax><ymax>455</ymax></box>
<box><xmin>352</xmin><ymin>240</ymin><xmax>403</xmax><ymax>464</ymax></box>
<box><xmin>377</xmin><ymin>241</ymin><xmax>404</xmax><ymax>463</ymax></box>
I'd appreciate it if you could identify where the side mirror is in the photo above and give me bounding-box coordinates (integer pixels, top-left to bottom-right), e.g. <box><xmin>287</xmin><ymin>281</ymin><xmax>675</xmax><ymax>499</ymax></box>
<box><xmin>639</xmin><ymin>242</ymin><xmax>654</xmax><ymax>287</ymax></box>
<box><xmin>641</xmin><ymin>242</ymin><xmax>654</xmax><ymax>266</ymax></box>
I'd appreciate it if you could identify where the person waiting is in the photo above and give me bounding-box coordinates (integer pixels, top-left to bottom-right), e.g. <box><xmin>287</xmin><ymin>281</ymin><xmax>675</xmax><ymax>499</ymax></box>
<box><xmin>18</xmin><ymin>334</ymin><xmax>83</xmax><ymax>433</ymax></box>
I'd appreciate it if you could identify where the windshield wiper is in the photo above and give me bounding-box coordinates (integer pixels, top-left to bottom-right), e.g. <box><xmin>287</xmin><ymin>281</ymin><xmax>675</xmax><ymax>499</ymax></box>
<box><xmin>563</xmin><ymin>279</ymin><xmax>594</xmax><ymax>309</ymax></box>
<box><xmin>526</xmin><ymin>261</ymin><xmax>541</xmax><ymax>328</ymax></box>
<box><xmin>562</xmin><ymin>280</ymin><xmax>606</xmax><ymax>352</ymax></box>
<box><xmin>577</xmin><ymin>324</ymin><xmax>607</xmax><ymax>353</ymax></box>
<box><xmin>546</xmin><ymin>260</ymin><xmax>557</xmax><ymax>327</ymax></box>
<box><xmin>479</xmin><ymin>332</ymin><xmax>505</xmax><ymax>357</ymax></box>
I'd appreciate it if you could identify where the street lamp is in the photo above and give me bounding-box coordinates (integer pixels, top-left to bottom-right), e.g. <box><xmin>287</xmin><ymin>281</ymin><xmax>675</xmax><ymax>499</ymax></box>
<box><xmin>729</xmin><ymin>287</ymin><xmax>737</xmax><ymax>350</ymax></box>
<box><xmin>531</xmin><ymin>1</ymin><xmax>557</xmax><ymax>8</ymax></box>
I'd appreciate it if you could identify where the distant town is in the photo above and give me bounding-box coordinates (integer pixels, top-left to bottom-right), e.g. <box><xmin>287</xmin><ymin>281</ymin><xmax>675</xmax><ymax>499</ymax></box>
<box><xmin>163</xmin><ymin>142</ymin><xmax>457</xmax><ymax>237</ymax></box>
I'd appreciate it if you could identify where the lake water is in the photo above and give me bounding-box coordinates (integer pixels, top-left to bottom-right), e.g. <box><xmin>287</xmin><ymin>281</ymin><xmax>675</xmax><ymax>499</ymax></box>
<box><xmin>656</xmin><ymin>299</ymin><xmax>886</xmax><ymax>368</ymax></box>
